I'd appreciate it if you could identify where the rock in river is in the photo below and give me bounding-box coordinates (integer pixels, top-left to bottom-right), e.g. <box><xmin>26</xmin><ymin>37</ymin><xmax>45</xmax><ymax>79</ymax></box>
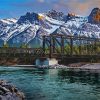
<box><xmin>0</xmin><ymin>80</ymin><xmax>25</xmax><ymax>100</ymax></box>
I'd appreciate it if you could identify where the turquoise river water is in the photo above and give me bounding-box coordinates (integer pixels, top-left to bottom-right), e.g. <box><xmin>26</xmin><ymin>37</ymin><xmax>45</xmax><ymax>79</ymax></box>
<box><xmin>0</xmin><ymin>66</ymin><xmax>100</xmax><ymax>100</ymax></box>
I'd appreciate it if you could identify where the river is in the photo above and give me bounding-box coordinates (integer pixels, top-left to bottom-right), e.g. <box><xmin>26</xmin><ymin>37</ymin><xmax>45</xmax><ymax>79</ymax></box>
<box><xmin>0</xmin><ymin>66</ymin><xmax>100</xmax><ymax>100</ymax></box>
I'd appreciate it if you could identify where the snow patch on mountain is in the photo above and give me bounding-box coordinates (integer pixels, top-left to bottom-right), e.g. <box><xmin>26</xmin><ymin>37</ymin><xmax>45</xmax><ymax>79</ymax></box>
<box><xmin>0</xmin><ymin>18</ymin><xmax>17</xmax><ymax>24</ymax></box>
<box><xmin>0</xmin><ymin>9</ymin><xmax>100</xmax><ymax>47</ymax></box>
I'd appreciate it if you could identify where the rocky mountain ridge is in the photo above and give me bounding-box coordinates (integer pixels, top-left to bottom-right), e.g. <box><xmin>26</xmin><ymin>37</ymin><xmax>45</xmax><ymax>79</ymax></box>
<box><xmin>0</xmin><ymin>8</ymin><xmax>100</xmax><ymax>47</ymax></box>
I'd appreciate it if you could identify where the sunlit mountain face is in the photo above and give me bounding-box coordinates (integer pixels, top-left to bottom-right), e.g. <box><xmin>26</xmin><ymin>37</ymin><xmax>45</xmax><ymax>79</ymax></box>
<box><xmin>88</xmin><ymin>8</ymin><xmax>100</xmax><ymax>24</ymax></box>
<box><xmin>0</xmin><ymin>8</ymin><xmax>100</xmax><ymax>47</ymax></box>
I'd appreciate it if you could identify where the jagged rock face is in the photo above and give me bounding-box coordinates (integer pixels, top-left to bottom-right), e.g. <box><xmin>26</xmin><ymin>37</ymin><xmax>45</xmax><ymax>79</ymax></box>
<box><xmin>67</xmin><ymin>13</ymin><xmax>76</xmax><ymax>20</ymax></box>
<box><xmin>88</xmin><ymin>8</ymin><xmax>100</xmax><ymax>24</ymax></box>
<box><xmin>17</xmin><ymin>12</ymin><xmax>39</xmax><ymax>24</ymax></box>
<box><xmin>46</xmin><ymin>9</ymin><xmax>67</xmax><ymax>21</ymax></box>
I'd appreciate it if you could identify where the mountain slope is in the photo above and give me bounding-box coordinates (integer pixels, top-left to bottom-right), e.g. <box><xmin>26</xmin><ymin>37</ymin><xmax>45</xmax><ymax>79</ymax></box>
<box><xmin>0</xmin><ymin>8</ymin><xmax>100</xmax><ymax>47</ymax></box>
<box><xmin>88</xmin><ymin>8</ymin><xmax>100</xmax><ymax>24</ymax></box>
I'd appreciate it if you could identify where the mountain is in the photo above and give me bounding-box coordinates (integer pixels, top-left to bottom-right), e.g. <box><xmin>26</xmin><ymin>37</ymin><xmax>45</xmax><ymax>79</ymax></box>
<box><xmin>88</xmin><ymin>8</ymin><xmax>100</xmax><ymax>24</ymax></box>
<box><xmin>17</xmin><ymin>12</ymin><xmax>39</xmax><ymax>24</ymax></box>
<box><xmin>46</xmin><ymin>9</ymin><xmax>67</xmax><ymax>21</ymax></box>
<box><xmin>0</xmin><ymin>8</ymin><xmax>100</xmax><ymax>47</ymax></box>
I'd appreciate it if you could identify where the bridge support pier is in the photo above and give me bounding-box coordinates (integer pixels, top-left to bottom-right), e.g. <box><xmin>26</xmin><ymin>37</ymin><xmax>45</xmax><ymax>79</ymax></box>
<box><xmin>35</xmin><ymin>58</ymin><xmax>58</xmax><ymax>66</ymax></box>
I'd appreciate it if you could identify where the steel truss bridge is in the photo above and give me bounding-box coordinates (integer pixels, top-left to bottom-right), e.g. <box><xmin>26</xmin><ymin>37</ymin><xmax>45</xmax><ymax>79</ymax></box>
<box><xmin>0</xmin><ymin>34</ymin><xmax>100</xmax><ymax>63</ymax></box>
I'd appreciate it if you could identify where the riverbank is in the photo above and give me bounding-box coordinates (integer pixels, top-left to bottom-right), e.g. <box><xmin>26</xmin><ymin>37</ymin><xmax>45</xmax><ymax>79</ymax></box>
<box><xmin>0</xmin><ymin>59</ymin><xmax>100</xmax><ymax>71</ymax></box>
<box><xmin>10</xmin><ymin>63</ymin><xmax>100</xmax><ymax>71</ymax></box>
<box><xmin>0</xmin><ymin>58</ymin><xmax>35</xmax><ymax>66</ymax></box>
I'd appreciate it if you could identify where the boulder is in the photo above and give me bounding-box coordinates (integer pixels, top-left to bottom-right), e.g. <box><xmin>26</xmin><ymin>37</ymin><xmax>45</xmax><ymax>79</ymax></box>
<box><xmin>0</xmin><ymin>80</ymin><xmax>25</xmax><ymax>100</ymax></box>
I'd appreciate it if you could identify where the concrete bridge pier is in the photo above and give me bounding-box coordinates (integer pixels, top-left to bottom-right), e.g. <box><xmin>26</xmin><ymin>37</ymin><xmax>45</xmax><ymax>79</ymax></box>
<box><xmin>35</xmin><ymin>58</ymin><xmax>58</xmax><ymax>66</ymax></box>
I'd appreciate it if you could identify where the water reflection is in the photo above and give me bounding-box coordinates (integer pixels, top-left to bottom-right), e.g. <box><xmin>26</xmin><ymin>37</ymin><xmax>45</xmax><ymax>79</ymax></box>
<box><xmin>22</xmin><ymin>68</ymin><xmax>48</xmax><ymax>75</ymax></box>
<box><xmin>58</xmin><ymin>69</ymin><xmax>100</xmax><ymax>85</ymax></box>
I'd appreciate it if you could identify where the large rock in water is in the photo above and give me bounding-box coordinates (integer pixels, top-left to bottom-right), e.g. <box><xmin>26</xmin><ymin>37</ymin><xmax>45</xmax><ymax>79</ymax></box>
<box><xmin>88</xmin><ymin>8</ymin><xmax>100</xmax><ymax>24</ymax></box>
<box><xmin>0</xmin><ymin>80</ymin><xmax>25</xmax><ymax>100</ymax></box>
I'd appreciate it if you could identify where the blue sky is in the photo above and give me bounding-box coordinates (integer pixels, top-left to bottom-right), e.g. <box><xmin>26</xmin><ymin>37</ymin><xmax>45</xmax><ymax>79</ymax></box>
<box><xmin>0</xmin><ymin>0</ymin><xmax>100</xmax><ymax>19</ymax></box>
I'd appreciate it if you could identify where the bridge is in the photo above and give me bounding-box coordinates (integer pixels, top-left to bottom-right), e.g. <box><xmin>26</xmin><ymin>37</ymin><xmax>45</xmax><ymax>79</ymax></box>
<box><xmin>0</xmin><ymin>34</ymin><xmax>100</xmax><ymax>65</ymax></box>
<box><xmin>43</xmin><ymin>34</ymin><xmax>100</xmax><ymax>57</ymax></box>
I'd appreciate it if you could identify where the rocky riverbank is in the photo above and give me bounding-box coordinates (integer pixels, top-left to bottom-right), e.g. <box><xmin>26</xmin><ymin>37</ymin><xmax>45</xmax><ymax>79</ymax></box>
<box><xmin>34</xmin><ymin>63</ymin><xmax>87</xmax><ymax>69</ymax></box>
<box><xmin>34</xmin><ymin>63</ymin><xmax>100</xmax><ymax>70</ymax></box>
<box><xmin>0</xmin><ymin>80</ymin><xmax>25</xmax><ymax>100</ymax></box>
<box><xmin>0</xmin><ymin>58</ymin><xmax>35</xmax><ymax>66</ymax></box>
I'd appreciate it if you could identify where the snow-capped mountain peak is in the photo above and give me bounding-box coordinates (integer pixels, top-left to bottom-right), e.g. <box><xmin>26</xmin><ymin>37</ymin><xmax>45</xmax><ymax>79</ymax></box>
<box><xmin>0</xmin><ymin>8</ymin><xmax>100</xmax><ymax>47</ymax></box>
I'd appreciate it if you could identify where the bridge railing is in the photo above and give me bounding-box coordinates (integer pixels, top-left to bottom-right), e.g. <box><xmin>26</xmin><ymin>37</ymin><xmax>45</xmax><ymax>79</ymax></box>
<box><xmin>42</xmin><ymin>34</ymin><xmax>100</xmax><ymax>57</ymax></box>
